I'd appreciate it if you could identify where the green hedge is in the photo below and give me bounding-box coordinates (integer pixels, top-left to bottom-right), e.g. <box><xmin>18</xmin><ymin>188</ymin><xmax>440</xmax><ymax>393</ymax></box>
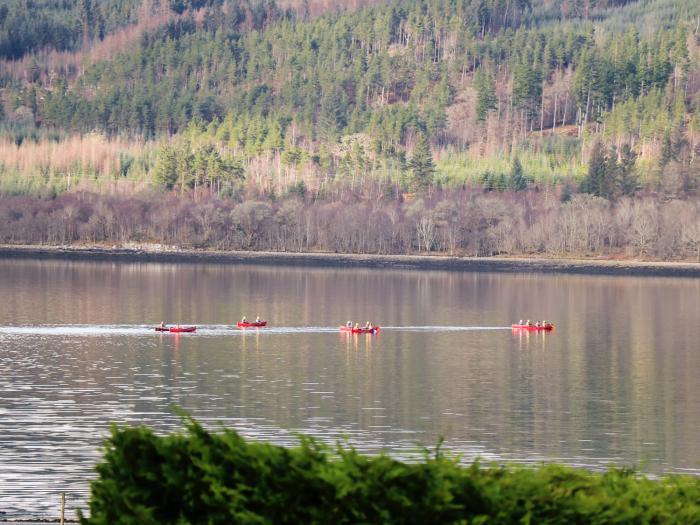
<box><xmin>79</xmin><ymin>418</ymin><xmax>700</xmax><ymax>524</ymax></box>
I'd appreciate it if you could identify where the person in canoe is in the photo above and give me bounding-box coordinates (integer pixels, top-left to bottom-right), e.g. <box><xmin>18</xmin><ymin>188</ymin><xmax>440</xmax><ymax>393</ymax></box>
<box><xmin>160</xmin><ymin>321</ymin><xmax>165</xmax><ymax>329</ymax></box>
<box><xmin>364</xmin><ymin>321</ymin><xmax>373</xmax><ymax>329</ymax></box>
<box><xmin>354</xmin><ymin>322</ymin><xmax>359</xmax><ymax>330</ymax></box>
<box><xmin>241</xmin><ymin>316</ymin><xmax>247</xmax><ymax>323</ymax></box>
<box><xmin>527</xmin><ymin>319</ymin><xmax>532</xmax><ymax>326</ymax></box>
<box><xmin>255</xmin><ymin>316</ymin><xmax>261</xmax><ymax>323</ymax></box>
<box><xmin>346</xmin><ymin>321</ymin><xmax>352</xmax><ymax>327</ymax></box>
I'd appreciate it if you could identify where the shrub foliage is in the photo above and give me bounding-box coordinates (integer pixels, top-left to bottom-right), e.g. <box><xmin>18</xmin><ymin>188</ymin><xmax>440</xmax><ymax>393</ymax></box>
<box><xmin>80</xmin><ymin>418</ymin><xmax>700</xmax><ymax>524</ymax></box>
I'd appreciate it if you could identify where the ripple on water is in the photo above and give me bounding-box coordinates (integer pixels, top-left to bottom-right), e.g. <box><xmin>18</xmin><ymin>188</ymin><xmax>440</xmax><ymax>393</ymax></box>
<box><xmin>2</xmin><ymin>274</ymin><xmax>699</xmax><ymax>521</ymax></box>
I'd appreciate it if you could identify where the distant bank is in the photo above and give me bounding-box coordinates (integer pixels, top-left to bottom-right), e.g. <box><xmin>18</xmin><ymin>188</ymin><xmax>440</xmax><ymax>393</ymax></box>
<box><xmin>1</xmin><ymin>244</ymin><xmax>699</xmax><ymax>278</ymax></box>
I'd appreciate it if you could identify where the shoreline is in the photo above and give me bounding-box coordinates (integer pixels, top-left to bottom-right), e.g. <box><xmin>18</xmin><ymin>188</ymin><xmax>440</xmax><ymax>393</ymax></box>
<box><xmin>1</xmin><ymin>244</ymin><xmax>700</xmax><ymax>277</ymax></box>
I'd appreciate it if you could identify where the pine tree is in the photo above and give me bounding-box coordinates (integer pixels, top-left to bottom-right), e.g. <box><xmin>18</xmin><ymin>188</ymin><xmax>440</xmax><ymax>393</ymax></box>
<box><xmin>603</xmin><ymin>145</ymin><xmax>619</xmax><ymax>199</ymax></box>
<box><xmin>475</xmin><ymin>69</ymin><xmax>497</xmax><ymax>122</ymax></box>
<box><xmin>318</xmin><ymin>90</ymin><xmax>347</xmax><ymax>143</ymax></box>
<box><xmin>261</xmin><ymin>119</ymin><xmax>284</xmax><ymax>152</ymax></box>
<box><xmin>509</xmin><ymin>157</ymin><xmax>527</xmax><ymax>191</ymax></box>
<box><xmin>79</xmin><ymin>0</ymin><xmax>103</xmax><ymax>43</ymax></box>
<box><xmin>659</xmin><ymin>133</ymin><xmax>675</xmax><ymax>168</ymax></box>
<box><xmin>153</xmin><ymin>144</ymin><xmax>179</xmax><ymax>190</ymax></box>
<box><xmin>513</xmin><ymin>60</ymin><xmax>542</xmax><ymax>121</ymax></box>
<box><xmin>581</xmin><ymin>141</ymin><xmax>610</xmax><ymax>198</ymax></box>
<box><xmin>408</xmin><ymin>133</ymin><xmax>435</xmax><ymax>192</ymax></box>
<box><xmin>618</xmin><ymin>144</ymin><xmax>639</xmax><ymax>196</ymax></box>
<box><xmin>176</xmin><ymin>143</ymin><xmax>194</xmax><ymax>191</ymax></box>
<box><xmin>481</xmin><ymin>170</ymin><xmax>494</xmax><ymax>192</ymax></box>
<box><xmin>192</xmin><ymin>147</ymin><xmax>209</xmax><ymax>190</ymax></box>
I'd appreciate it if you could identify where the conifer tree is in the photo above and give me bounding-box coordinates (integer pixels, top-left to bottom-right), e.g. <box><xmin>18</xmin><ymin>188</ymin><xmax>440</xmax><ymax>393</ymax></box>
<box><xmin>581</xmin><ymin>141</ymin><xmax>610</xmax><ymax>198</ymax></box>
<box><xmin>509</xmin><ymin>157</ymin><xmax>527</xmax><ymax>191</ymax></box>
<box><xmin>512</xmin><ymin>60</ymin><xmax>542</xmax><ymax>123</ymax></box>
<box><xmin>318</xmin><ymin>90</ymin><xmax>347</xmax><ymax>143</ymax></box>
<box><xmin>153</xmin><ymin>144</ymin><xmax>179</xmax><ymax>190</ymax></box>
<box><xmin>618</xmin><ymin>144</ymin><xmax>639</xmax><ymax>196</ymax></box>
<box><xmin>660</xmin><ymin>133</ymin><xmax>675</xmax><ymax>168</ymax></box>
<box><xmin>408</xmin><ymin>133</ymin><xmax>435</xmax><ymax>192</ymax></box>
<box><xmin>475</xmin><ymin>69</ymin><xmax>497</xmax><ymax>122</ymax></box>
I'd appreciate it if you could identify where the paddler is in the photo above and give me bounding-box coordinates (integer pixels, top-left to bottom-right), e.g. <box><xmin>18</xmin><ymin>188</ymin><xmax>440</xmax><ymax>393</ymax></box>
<box><xmin>241</xmin><ymin>316</ymin><xmax>247</xmax><ymax>323</ymax></box>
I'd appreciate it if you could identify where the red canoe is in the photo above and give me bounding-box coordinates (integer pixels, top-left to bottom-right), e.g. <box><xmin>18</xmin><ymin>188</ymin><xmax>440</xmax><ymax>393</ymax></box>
<box><xmin>236</xmin><ymin>321</ymin><xmax>267</xmax><ymax>328</ymax></box>
<box><xmin>155</xmin><ymin>326</ymin><xmax>197</xmax><ymax>333</ymax></box>
<box><xmin>512</xmin><ymin>324</ymin><xmax>554</xmax><ymax>331</ymax></box>
<box><xmin>340</xmin><ymin>326</ymin><xmax>380</xmax><ymax>334</ymax></box>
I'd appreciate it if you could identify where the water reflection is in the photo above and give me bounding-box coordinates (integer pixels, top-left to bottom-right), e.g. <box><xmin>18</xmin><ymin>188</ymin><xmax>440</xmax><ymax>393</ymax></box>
<box><xmin>0</xmin><ymin>260</ymin><xmax>699</xmax><ymax>520</ymax></box>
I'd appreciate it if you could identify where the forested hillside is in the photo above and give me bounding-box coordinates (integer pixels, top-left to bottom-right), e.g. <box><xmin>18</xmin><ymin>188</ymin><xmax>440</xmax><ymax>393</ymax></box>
<box><xmin>1</xmin><ymin>0</ymin><xmax>699</xmax><ymax>259</ymax></box>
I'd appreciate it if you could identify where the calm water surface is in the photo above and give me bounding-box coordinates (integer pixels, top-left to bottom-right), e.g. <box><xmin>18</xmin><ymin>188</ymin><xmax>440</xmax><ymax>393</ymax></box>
<box><xmin>1</xmin><ymin>259</ymin><xmax>699</xmax><ymax>519</ymax></box>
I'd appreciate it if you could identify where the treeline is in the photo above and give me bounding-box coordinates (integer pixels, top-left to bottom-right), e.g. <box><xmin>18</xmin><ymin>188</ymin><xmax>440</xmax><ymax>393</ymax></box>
<box><xmin>80</xmin><ymin>417</ymin><xmax>700</xmax><ymax>524</ymax></box>
<box><xmin>2</xmin><ymin>189</ymin><xmax>699</xmax><ymax>260</ymax></box>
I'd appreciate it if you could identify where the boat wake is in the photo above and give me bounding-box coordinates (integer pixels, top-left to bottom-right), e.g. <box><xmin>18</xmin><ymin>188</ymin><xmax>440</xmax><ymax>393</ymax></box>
<box><xmin>0</xmin><ymin>324</ymin><xmax>512</xmax><ymax>337</ymax></box>
<box><xmin>382</xmin><ymin>326</ymin><xmax>510</xmax><ymax>332</ymax></box>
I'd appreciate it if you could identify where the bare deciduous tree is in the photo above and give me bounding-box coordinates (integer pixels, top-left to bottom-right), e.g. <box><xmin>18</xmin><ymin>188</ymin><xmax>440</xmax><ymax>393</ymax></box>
<box><xmin>0</xmin><ymin>189</ymin><xmax>699</xmax><ymax>261</ymax></box>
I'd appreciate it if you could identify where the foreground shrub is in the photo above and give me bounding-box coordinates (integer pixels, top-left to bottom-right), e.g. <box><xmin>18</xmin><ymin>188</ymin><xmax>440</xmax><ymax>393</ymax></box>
<box><xmin>79</xmin><ymin>418</ymin><xmax>700</xmax><ymax>524</ymax></box>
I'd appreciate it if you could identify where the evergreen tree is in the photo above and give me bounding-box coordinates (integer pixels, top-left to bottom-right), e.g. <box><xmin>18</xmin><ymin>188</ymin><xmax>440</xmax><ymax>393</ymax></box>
<box><xmin>261</xmin><ymin>119</ymin><xmax>284</xmax><ymax>152</ymax></box>
<box><xmin>660</xmin><ymin>133</ymin><xmax>675</xmax><ymax>167</ymax></box>
<box><xmin>512</xmin><ymin>60</ymin><xmax>542</xmax><ymax>121</ymax></box>
<box><xmin>474</xmin><ymin>69</ymin><xmax>497</xmax><ymax>122</ymax></box>
<box><xmin>581</xmin><ymin>141</ymin><xmax>612</xmax><ymax>198</ymax></box>
<box><xmin>618</xmin><ymin>144</ymin><xmax>639</xmax><ymax>196</ymax></box>
<box><xmin>318</xmin><ymin>90</ymin><xmax>347</xmax><ymax>143</ymax></box>
<box><xmin>481</xmin><ymin>170</ymin><xmax>495</xmax><ymax>191</ymax></box>
<box><xmin>192</xmin><ymin>146</ymin><xmax>209</xmax><ymax>189</ymax></box>
<box><xmin>79</xmin><ymin>0</ymin><xmax>104</xmax><ymax>43</ymax></box>
<box><xmin>408</xmin><ymin>133</ymin><xmax>435</xmax><ymax>192</ymax></box>
<box><xmin>176</xmin><ymin>144</ymin><xmax>194</xmax><ymax>191</ymax></box>
<box><xmin>509</xmin><ymin>157</ymin><xmax>527</xmax><ymax>191</ymax></box>
<box><xmin>603</xmin><ymin>145</ymin><xmax>619</xmax><ymax>199</ymax></box>
<box><xmin>153</xmin><ymin>144</ymin><xmax>179</xmax><ymax>190</ymax></box>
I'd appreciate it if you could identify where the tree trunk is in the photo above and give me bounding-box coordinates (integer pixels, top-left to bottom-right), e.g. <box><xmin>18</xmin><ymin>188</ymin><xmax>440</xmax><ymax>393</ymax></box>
<box><xmin>553</xmin><ymin>90</ymin><xmax>558</xmax><ymax>133</ymax></box>
<box><xmin>540</xmin><ymin>80</ymin><xmax>545</xmax><ymax>136</ymax></box>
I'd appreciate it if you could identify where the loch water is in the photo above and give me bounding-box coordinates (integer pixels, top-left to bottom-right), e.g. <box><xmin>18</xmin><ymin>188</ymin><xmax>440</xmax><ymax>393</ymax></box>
<box><xmin>1</xmin><ymin>259</ymin><xmax>699</xmax><ymax>520</ymax></box>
